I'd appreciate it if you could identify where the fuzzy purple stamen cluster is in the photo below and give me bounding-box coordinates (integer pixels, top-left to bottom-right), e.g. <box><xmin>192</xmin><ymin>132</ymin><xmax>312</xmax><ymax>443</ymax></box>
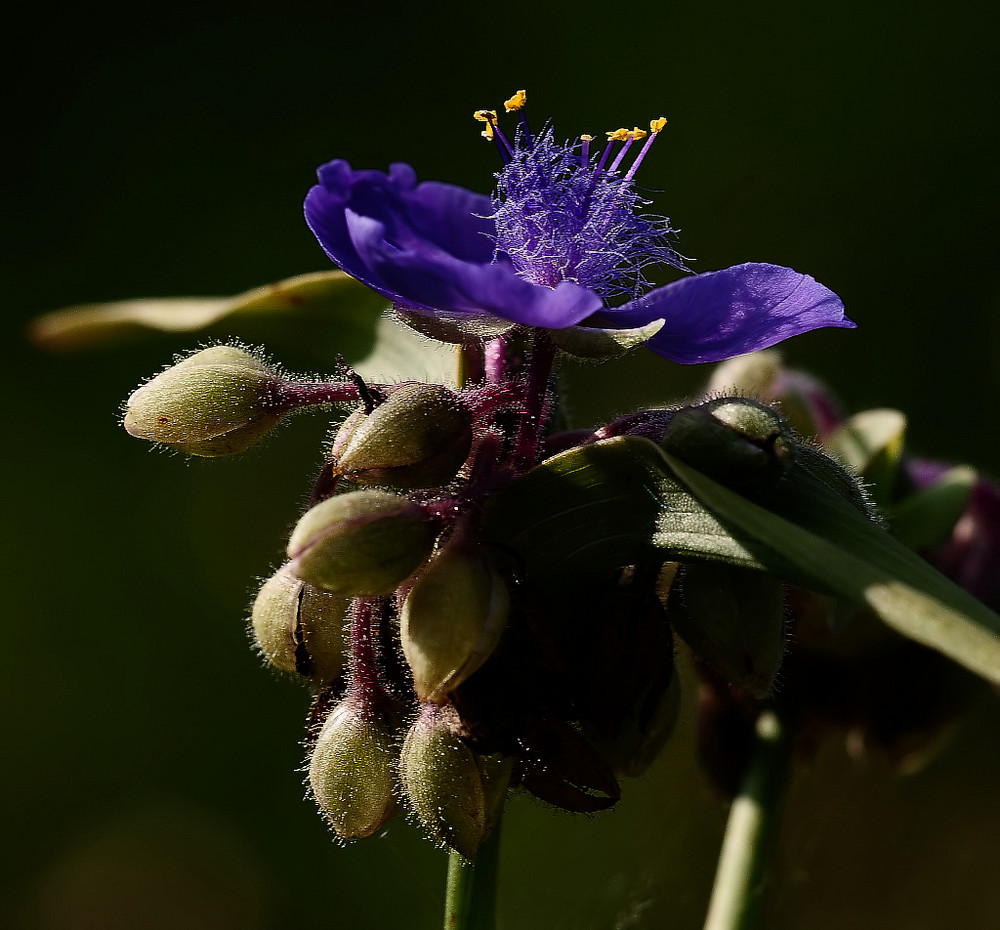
<box><xmin>493</xmin><ymin>128</ymin><xmax>686</xmax><ymax>301</ymax></box>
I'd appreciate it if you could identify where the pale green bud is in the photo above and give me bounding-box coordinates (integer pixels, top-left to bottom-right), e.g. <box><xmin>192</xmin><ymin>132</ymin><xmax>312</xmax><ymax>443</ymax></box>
<box><xmin>669</xmin><ymin>562</ymin><xmax>786</xmax><ymax>698</ymax></box>
<box><xmin>661</xmin><ymin>397</ymin><xmax>794</xmax><ymax>486</ymax></box>
<box><xmin>399</xmin><ymin>706</ymin><xmax>511</xmax><ymax>859</ymax></box>
<box><xmin>123</xmin><ymin>345</ymin><xmax>282</xmax><ymax>456</ymax></box>
<box><xmin>250</xmin><ymin>563</ymin><xmax>350</xmax><ymax>685</ymax></box>
<box><xmin>287</xmin><ymin>489</ymin><xmax>436</xmax><ymax>596</ymax></box>
<box><xmin>706</xmin><ymin>351</ymin><xmax>846</xmax><ymax>440</ymax></box>
<box><xmin>400</xmin><ymin>544</ymin><xmax>508</xmax><ymax>703</ymax></box>
<box><xmin>331</xmin><ymin>383</ymin><xmax>473</xmax><ymax>489</ymax></box>
<box><xmin>309</xmin><ymin>698</ymin><xmax>398</xmax><ymax>839</ymax></box>
<box><xmin>705</xmin><ymin>351</ymin><xmax>783</xmax><ymax>399</ymax></box>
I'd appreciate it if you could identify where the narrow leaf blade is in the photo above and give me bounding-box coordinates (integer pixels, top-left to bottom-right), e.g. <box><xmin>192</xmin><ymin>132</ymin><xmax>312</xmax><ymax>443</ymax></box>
<box><xmin>660</xmin><ymin>451</ymin><xmax>1000</xmax><ymax>684</ymax></box>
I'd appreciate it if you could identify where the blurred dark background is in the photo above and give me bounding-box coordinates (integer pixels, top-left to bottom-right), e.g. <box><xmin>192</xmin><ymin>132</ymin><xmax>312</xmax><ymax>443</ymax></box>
<box><xmin>4</xmin><ymin>1</ymin><xmax>999</xmax><ymax>928</ymax></box>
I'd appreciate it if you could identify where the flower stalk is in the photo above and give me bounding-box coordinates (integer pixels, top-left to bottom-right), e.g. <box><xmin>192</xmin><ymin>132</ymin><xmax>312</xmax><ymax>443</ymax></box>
<box><xmin>512</xmin><ymin>330</ymin><xmax>557</xmax><ymax>471</ymax></box>
<box><xmin>703</xmin><ymin>710</ymin><xmax>794</xmax><ymax>930</ymax></box>
<box><xmin>444</xmin><ymin>814</ymin><xmax>503</xmax><ymax>930</ymax></box>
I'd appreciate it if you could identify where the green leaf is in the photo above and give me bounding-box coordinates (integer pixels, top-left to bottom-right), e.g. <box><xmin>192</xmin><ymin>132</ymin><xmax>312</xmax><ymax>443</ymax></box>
<box><xmin>660</xmin><ymin>451</ymin><xmax>1000</xmax><ymax>685</ymax></box>
<box><xmin>483</xmin><ymin>436</ymin><xmax>1000</xmax><ymax>684</ymax></box>
<box><xmin>30</xmin><ymin>270</ymin><xmax>458</xmax><ymax>384</ymax></box>
<box><xmin>482</xmin><ymin>437</ymin><xmax>764</xmax><ymax>583</ymax></box>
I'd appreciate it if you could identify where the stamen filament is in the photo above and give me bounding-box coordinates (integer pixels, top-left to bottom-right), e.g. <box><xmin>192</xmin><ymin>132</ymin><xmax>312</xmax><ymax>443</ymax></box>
<box><xmin>594</xmin><ymin>130</ymin><xmax>625</xmax><ymax>175</ymax></box>
<box><xmin>609</xmin><ymin>128</ymin><xmax>647</xmax><ymax>173</ymax></box>
<box><xmin>608</xmin><ymin>134</ymin><xmax>637</xmax><ymax>174</ymax></box>
<box><xmin>623</xmin><ymin>118</ymin><xmax>667</xmax><ymax>181</ymax></box>
<box><xmin>582</xmin><ymin>131</ymin><xmax>625</xmax><ymax>205</ymax></box>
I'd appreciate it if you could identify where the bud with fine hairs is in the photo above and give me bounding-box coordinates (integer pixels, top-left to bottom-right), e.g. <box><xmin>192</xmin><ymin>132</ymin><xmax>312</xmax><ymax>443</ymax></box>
<box><xmin>122</xmin><ymin>345</ymin><xmax>285</xmax><ymax>456</ymax></box>
<box><xmin>309</xmin><ymin>696</ymin><xmax>399</xmax><ymax>839</ymax></box>
<box><xmin>250</xmin><ymin>563</ymin><xmax>350</xmax><ymax>686</ymax></box>
<box><xmin>399</xmin><ymin>704</ymin><xmax>511</xmax><ymax>859</ymax></box>
<box><xmin>660</xmin><ymin>396</ymin><xmax>795</xmax><ymax>487</ymax></box>
<box><xmin>287</xmin><ymin>489</ymin><xmax>438</xmax><ymax>596</ymax></box>
<box><xmin>330</xmin><ymin>382</ymin><xmax>473</xmax><ymax>489</ymax></box>
<box><xmin>668</xmin><ymin>561</ymin><xmax>787</xmax><ymax>698</ymax></box>
<box><xmin>400</xmin><ymin>536</ymin><xmax>509</xmax><ymax>703</ymax></box>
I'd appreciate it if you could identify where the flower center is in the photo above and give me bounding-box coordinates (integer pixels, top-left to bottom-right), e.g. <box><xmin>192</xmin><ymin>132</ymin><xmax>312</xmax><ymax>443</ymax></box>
<box><xmin>474</xmin><ymin>92</ymin><xmax>687</xmax><ymax>301</ymax></box>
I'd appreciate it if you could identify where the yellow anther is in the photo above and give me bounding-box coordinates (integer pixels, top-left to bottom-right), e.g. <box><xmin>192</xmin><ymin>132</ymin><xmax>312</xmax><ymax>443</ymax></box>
<box><xmin>473</xmin><ymin>109</ymin><xmax>498</xmax><ymax>141</ymax></box>
<box><xmin>580</xmin><ymin>134</ymin><xmax>594</xmax><ymax>142</ymax></box>
<box><xmin>504</xmin><ymin>89</ymin><xmax>527</xmax><ymax>112</ymax></box>
<box><xmin>650</xmin><ymin>116</ymin><xmax>668</xmax><ymax>133</ymax></box>
<box><xmin>630</xmin><ymin>127</ymin><xmax>648</xmax><ymax>140</ymax></box>
<box><xmin>606</xmin><ymin>128</ymin><xmax>630</xmax><ymax>142</ymax></box>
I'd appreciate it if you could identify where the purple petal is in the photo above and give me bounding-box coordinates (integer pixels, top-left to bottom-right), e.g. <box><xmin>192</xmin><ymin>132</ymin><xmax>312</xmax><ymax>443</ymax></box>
<box><xmin>346</xmin><ymin>211</ymin><xmax>602</xmax><ymax>327</ymax></box>
<box><xmin>599</xmin><ymin>263</ymin><xmax>854</xmax><ymax>364</ymax></box>
<box><xmin>304</xmin><ymin>160</ymin><xmax>496</xmax><ymax>302</ymax></box>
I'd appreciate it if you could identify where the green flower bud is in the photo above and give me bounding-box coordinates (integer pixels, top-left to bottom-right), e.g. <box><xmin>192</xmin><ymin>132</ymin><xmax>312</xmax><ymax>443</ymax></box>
<box><xmin>706</xmin><ymin>351</ymin><xmax>845</xmax><ymax>440</ymax></box>
<box><xmin>401</xmin><ymin>543</ymin><xmax>509</xmax><ymax>703</ymax></box>
<box><xmin>250</xmin><ymin>564</ymin><xmax>350</xmax><ymax>685</ymax></box>
<box><xmin>399</xmin><ymin>705</ymin><xmax>511</xmax><ymax>859</ymax></box>
<box><xmin>309</xmin><ymin>698</ymin><xmax>398</xmax><ymax>839</ymax></box>
<box><xmin>331</xmin><ymin>383</ymin><xmax>473</xmax><ymax>489</ymax></box>
<box><xmin>796</xmin><ymin>445</ymin><xmax>877</xmax><ymax>518</ymax></box>
<box><xmin>661</xmin><ymin>397</ymin><xmax>795</xmax><ymax>486</ymax></box>
<box><xmin>287</xmin><ymin>489</ymin><xmax>436</xmax><ymax>596</ymax></box>
<box><xmin>669</xmin><ymin>562</ymin><xmax>786</xmax><ymax>698</ymax></box>
<box><xmin>123</xmin><ymin>345</ymin><xmax>282</xmax><ymax>456</ymax></box>
<box><xmin>824</xmin><ymin>408</ymin><xmax>906</xmax><ymax>506</ymax></box>
<box><xmin>705</xmin><ymin>351</ymin><xmax>783</xmax><ymax>400</ymax></box>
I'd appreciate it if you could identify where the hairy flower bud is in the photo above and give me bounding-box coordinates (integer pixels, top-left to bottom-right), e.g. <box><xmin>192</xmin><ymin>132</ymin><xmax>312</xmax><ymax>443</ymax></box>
<box><xmin>706</xmin><ymin>350</ymin><xmax>844</xmax><ymax>439</ymax></box>
<box><xmin>288</xmin><ymin>490</ymin><xmax>436</xmax><ymax>596</ymax></box>
<box><xmin>660</xmin><ymin>397</ymin><xmax>795</xmax><ymax>486</ymax></box>
<box><xmin>401</xmin><ymin>543</ymin><xmax>509</xmax><ymax>702</ymax></box>
<box><xmin>399</xmin><ymin>705</ymin><xmax>511</xmax><ymax>859</ymax></box>
<box><xmin>250</xmin><ymin>563</ymin><xmax>350</xmax><ymax>685</ymax></box>
<box><xmin>123</xmin><ymin>345</ymin><xmax>282</xmax><ymax>455</ymax></box>
<box><xmin>309</xmin><ymin>698</ymin><xmax>398</xmax><ymax>838</ymax></box>
<box><xmin>331</xmin><ymin>383</ymin><xmax>473</xmax><ymax>489</ymax></box>
<box><xmin>669</xmin><ymin>562</ymin><xmax>786</xmax><ymax>698</ymax></box>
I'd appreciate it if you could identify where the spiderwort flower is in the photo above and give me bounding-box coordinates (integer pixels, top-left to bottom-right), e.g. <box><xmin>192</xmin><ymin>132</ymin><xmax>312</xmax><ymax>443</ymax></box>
<box><xmin>304</xmin><ymin>90</ymin><xmax>854</xmax><ymax>363</ymax></box>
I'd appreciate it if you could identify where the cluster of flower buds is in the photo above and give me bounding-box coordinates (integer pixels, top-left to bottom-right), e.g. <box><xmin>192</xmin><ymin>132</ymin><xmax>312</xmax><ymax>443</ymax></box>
<box><xmin>124</xmin><ymin>336</ymin><xmax>994</xmax><ymax>853</ymax></box>
<box><xmin>126</xmin><ymin>341</ymin><xmax>823</xmax><ymax>856</ymax></box>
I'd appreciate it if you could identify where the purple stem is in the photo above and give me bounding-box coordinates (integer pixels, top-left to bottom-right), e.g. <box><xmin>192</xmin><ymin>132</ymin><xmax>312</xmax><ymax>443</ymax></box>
<box><xmin>484</xmin><ymin>336</ymin><xmax>510</xmax><ymax>382</ymax></box>
<box><xmin>348</xmin><ymin>598</ymin><xmax>387</xmax><ymax>712</ymax></box>
<box><xmin>512</xmin><ymin>330</ymin><xmax>556</xmax><ymax>472</ymax></box>
<box><xmin>269</xmin><ymin>380</ymin><xmax>362</xmax><ymax>414</ymax></box>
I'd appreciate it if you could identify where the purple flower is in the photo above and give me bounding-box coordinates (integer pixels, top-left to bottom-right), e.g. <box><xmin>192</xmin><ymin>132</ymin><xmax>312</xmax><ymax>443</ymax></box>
<box><xmin>305</xmin><ymin>95</ymin><xmax>854</xmax><ymax>363</ymax></box>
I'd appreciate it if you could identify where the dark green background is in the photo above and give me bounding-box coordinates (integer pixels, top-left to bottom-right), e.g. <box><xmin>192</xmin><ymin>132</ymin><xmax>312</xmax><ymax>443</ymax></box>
<box><xmin>5</xmin><ymin>2</ymin><xmax>1000</xmax><ymax>928</ymax></box>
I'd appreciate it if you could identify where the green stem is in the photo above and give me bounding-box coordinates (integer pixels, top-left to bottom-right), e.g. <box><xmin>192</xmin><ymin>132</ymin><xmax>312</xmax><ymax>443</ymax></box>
<box><xmin>443</xmin><ymin>815</ymin><xmax>503</xmax><ymax>930</ymax></box>
<box><xmin>703</xmin><ymin>710</ymin><xmax>794</xmax><ymax>930</ymax></box>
